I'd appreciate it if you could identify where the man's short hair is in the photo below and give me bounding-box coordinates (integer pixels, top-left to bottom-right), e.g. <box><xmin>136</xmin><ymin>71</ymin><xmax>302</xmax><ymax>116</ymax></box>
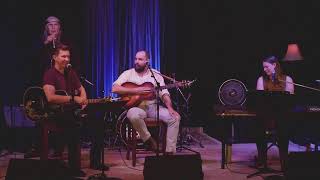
<box><xmin>137</xmin><ymin>50</ymin><xmax>150</xmax><ymax>60</ymax></box>
<box><xmin>52</xmin><ymin>44</ymin><xmax>70</xmax><ymax>56</ymax></box>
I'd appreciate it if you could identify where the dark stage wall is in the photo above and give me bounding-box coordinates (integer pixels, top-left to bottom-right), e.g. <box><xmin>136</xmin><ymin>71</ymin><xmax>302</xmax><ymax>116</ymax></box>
<box><xmin>170</xmin><ymin>0</ymin><xmax>320</xmax><ymax>126</ymax></box>
<box><xmin>2</xmin><ymin>0</ymin><xmax>320</xmax><ymax>128</ymax></box>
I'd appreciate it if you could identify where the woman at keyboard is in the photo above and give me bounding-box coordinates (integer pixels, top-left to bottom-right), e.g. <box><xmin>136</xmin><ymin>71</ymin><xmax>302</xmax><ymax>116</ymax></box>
<box><xmin>255</xmin><ymin>55</ymin><xmax>294</xmax><ymax>171</ymax></box>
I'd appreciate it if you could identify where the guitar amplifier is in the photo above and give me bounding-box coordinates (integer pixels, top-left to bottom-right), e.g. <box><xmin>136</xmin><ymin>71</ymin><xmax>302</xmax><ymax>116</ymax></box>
<box><xmin>4</xmin><ymin>105</ymin><xmax>35</xmax><ymax>127</ymax></box>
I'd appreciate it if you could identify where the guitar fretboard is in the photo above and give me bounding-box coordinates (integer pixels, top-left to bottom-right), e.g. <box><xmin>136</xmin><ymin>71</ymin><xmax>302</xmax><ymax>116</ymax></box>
<box><xmin>87</xmin><ymin>98</ymin><xmax>112</xmax><ymax>104</ymax></box>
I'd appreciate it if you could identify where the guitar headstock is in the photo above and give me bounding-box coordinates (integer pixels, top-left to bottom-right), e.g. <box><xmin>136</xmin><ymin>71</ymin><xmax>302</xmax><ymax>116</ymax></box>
<box><xmin>179</xmin><ymin>79</ymin><xmax>196</xmax><ymax>88</ymax></box>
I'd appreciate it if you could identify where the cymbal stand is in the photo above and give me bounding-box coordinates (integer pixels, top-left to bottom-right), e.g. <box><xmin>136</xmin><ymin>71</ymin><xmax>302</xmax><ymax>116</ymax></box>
<box><xmin>172</xmin><ymin>75</ymin><xmax>203</xmax><ymax>151</ymax></box>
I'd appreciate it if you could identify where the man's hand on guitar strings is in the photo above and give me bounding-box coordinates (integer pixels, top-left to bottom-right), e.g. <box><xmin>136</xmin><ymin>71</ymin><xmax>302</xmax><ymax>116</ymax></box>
<box><xmin>135</xmin><ymin>86</ymin><xmax>153</xmax><ymax>94</ymax></box>
<box><xmin>74</xmin><ymin>96</ymin><xmax>87</xmax><ymax>105</ymax></box>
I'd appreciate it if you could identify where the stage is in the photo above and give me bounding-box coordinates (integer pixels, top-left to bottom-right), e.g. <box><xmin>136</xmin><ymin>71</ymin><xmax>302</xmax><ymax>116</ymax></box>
<box><xmin>0</xmin><ymin>130</ymin><xmax>309</xmax><ymax>180</ymax></box>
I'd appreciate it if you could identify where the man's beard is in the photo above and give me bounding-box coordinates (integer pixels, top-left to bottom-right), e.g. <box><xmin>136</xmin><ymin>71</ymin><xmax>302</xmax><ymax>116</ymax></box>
<box><xmin>134</xmin><ymin>64</ymin><xmax>146</xmax><ymax>73</ymax></box>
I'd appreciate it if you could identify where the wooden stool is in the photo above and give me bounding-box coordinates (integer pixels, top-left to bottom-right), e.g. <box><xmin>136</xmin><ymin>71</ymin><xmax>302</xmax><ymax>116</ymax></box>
<box><xmin>125</xmin><ymin>118</ymin><xmax>167</xmax><ymax>166</ymax></box>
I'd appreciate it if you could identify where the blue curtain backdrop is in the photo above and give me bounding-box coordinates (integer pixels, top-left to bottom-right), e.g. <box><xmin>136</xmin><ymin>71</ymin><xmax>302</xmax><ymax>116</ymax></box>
<box><xmin>85</xmin><ymin>0</ymin><xmax>161</xmax><ymax>98</ymax></box>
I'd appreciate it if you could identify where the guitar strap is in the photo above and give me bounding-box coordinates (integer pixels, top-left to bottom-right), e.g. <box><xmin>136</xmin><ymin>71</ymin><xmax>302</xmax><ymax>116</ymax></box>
<box><xmin>64</xmin><ymin>70</ymin><xmax>75</xmax><ymax>96</ymax></box>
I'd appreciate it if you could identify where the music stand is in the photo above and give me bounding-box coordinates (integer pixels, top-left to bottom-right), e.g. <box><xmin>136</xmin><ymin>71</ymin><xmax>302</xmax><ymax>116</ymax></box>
<box><xmin>246</xmin><ymin>90</ymin><xmax>292</xmax><ymax>178</ymax></box>
<box><xmin>83</xmin><ymin>100</ymin><xmax>127</xmax><ymax>180</ymax></box>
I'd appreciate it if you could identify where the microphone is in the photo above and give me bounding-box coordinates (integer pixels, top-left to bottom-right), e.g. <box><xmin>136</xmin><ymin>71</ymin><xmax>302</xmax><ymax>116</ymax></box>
<box><xmin>66</xmin><ymin>63</ymin><xmax>72</xmax><ymax>69</ymax></box>
<box><xmin>65</xmin><ymin>64</ymin><xmax>72</xmax><ymax>74</ymax></box>
<box><xmin>53</xmin><ymin>39</ymin><xmax>55</xmax><ymax>48</ymax></box>
<box><xmin>271</xmin><ymin>71</ymin><xmax>276</xmax><ymax>82</ymax></box>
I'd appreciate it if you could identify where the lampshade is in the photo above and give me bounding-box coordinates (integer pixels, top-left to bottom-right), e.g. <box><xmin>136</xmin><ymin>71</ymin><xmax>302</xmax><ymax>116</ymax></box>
<box><xmin>282</xmin><ymin>43</ymin><xmax>303</xmax><ymax>61</ymax></box>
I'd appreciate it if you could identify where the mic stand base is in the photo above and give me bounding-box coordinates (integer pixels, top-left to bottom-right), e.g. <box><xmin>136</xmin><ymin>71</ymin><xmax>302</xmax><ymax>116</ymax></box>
<box><xmin>87</xmin><ymin>173</ymin><xmax>108</xmax><ymax>180</ymax></box>
<box><xmin>177</xmin><ymin>145</ymin><xmax>201</xmax><ymax>154</ymax></box>
<box><xmin>247</xmin><ymin>165</ymin><xmax>282</xmax><ymax>178</ymax></box>
<box><xmin>87</xmin><ymin>173</ymin><xmax>122</xmax><ymax>180</ymax></box>
<box><xmin>88</xmin><ymin>116</ymin><xmax>111</xmax><ymax>180</ymax></box>
<box><xmin>177</xmin><ymin>127</ymin><xmax>204</xmax><ymax>151</ymax></box>
<box><xmin>185</xmin><ymin>133</ymin><xmax>204</xmax><ymax>148</ymax></box>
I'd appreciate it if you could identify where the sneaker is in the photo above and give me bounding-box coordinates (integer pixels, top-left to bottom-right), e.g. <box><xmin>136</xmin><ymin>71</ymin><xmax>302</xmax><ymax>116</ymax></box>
<box><xmin>69</xmin><ymin>168</ymin><xmax>86</xmax><ymax>177</ymax></box>
<box><xmin>49</xmin><ymin>150</ymin><xmax>63</xmax><ymax>159</ymax></box>
<box><xmin>90</xmin><ymin>163</ymin><xmax>110</xmax><ymax>171</ymax></box>
<box><xmin>164</xmin><ymin>152</ymin><xmax>174</xmax><ymax>156</ymax></box>
<box><xmin>24</xmin><ymin>148</ymin><xmax>40</xmax><ymax>159</ymax></box>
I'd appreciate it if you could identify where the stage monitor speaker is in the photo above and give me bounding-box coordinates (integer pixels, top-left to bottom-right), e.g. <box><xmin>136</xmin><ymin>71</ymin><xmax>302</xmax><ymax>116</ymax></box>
<box><xmin>285</xmin><ymin>151</ymin><xmax>320</xmax><ymax>180</ymax></box>
<box><xmin>143</xmin><ymin>153</ymin><xmax>203</xmax><ymax>180</ymax></box>
<box><xmin>5</xmin><ymin>159</ymin><xmax>73</xmax><ymax>180</ymax></box>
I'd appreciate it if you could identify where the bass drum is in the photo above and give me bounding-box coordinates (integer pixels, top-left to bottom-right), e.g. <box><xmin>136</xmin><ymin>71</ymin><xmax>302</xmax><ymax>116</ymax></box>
<box><xmin>218</xmin><ymin>79</ymin><xmax>247</xmax><ymax>106</ymax></box>
<box><xmin>115</xmin><ymin>110</ymin><xmax>129</xmax><ymax>146</ymax></box>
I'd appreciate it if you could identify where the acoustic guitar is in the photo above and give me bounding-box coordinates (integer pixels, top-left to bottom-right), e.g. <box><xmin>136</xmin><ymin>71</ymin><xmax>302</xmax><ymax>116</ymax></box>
<box><xmin>22</xmin><ymin>86</ymin><xmax>113</xmax><ymax>122</ymax></box>
<box><xmin>120</xmin><ymin>80</ymin><xmax>195</xmax><ymax>108</ymax></box>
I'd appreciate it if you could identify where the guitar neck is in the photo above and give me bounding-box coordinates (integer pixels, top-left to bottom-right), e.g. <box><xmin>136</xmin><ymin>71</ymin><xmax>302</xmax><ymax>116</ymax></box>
<box><xmin>158</xmin><ymin>83</ymin><xmax>180</xmax><ymax>90</ymax></box>
<box><xmin>87</xmin><ymin>98</ymin><xmax>111</xmax><ymax>104</ymax></box>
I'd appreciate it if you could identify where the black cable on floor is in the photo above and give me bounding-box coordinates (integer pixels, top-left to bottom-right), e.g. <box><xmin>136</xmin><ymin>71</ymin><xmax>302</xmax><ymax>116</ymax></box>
<box><xmin>117</xmin><ymin>147</ymin><xmax>143</xmax><ymax>171</ymax></box>
<box><xmin>225</xmin><ymin>161</ymin><xmax>256</xmax><ymax>175</ymax></box>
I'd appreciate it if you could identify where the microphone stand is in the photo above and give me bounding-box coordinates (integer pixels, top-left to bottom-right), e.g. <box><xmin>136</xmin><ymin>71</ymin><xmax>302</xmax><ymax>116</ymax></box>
<box><xmin>80</xmin><ymin>76</ymin><xmax>95</xmax><ymax>87</ymax></box>
<box><xmin>153</xmin><ymin>72</ymin><xmax>200</xmax><ymax>151</ymax></box>
<box><xmin>148</xmin><ymin>65</ymin><xmax>161</xmax><ymax>156</ymax></box>
<box><xmin>278</xmin><ymin>79</ymin><xmax>320</xmax><ymax>92</ymax></box>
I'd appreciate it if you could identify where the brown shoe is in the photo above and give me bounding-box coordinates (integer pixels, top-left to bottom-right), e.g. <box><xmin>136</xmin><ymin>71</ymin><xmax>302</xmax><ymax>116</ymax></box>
<box><xmin>145</xmin><ymin>137</ymin><xmax>158</xmax><ymax>152</ymax></box>
<box><xmin>164</xmin><ymin>152</ymin><xmax>174</xmax><ymax>156</ymax></box>
<box><xmin>24</xmin><ymin>148</ymin><xmax>40</xmax><ymax>159</ymax></box>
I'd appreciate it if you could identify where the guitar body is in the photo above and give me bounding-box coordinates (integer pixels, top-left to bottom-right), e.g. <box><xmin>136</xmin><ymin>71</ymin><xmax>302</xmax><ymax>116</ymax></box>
<box><xmin>23</xmin><ymin>87</ymin><xmax>49</xmax><ymax>121</ymax></box>
<box><xmin>23</xmin><ymin>87</ymin><xmax>79</xmax><ymax>122</ymax></box>
<box><xmin>121</xmin><ymin>82</ymin><xmax>156</xmax><ymax>108</ymax></box>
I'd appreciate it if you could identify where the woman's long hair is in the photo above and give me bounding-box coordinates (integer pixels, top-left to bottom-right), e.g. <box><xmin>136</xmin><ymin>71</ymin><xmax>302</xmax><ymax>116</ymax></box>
<box><xmin>262</xmin><ymin>56</ymin><xmax>284</xmax><ymax>82</ymax></box>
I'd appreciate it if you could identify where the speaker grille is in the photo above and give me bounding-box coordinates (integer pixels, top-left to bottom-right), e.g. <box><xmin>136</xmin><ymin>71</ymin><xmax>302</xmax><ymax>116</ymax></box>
<box><xmin>144</xmin><ymin>154</ymin><xmax>203</xmax><ymax>180</ymax></box>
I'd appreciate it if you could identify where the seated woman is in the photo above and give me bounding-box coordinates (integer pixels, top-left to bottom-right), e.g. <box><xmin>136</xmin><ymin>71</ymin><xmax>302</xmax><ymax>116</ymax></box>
<box><xmin>255</xmin><ymin>55</ymin><xmax>294</xmax><ymax>170</ymax></box>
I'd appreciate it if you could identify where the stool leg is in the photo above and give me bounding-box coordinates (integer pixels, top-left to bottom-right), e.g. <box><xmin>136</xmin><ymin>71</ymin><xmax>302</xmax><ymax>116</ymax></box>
<box><xmin>126</xmin><ymin>124</ymin><xmax>131</xmax><ymax>160</ymax></box>
<box><xmin>162</xmin><ymin>124</ymin><xmax>167</xmax><ymax>153</ymax></box>
<box><xmin>41</xmin><ymin>123</ymin><xmax>49</xmax><ymax>160</ymax></box>
<box><xmin>132</xmin><ymin>129</ymin><xmax>137</xmax><ymax>167</ymax></box>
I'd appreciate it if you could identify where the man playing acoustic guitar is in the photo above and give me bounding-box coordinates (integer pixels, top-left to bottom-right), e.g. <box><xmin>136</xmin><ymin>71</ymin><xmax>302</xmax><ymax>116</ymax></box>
<box><xmin>42</xmin><ymin>44</ymin><xmax>87</xmax><ymax>177</ymax></box>
<box><xmin>112</xmin><ymin>50</ymin><xmax>181</xmax><ymax>155</ymax></box>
